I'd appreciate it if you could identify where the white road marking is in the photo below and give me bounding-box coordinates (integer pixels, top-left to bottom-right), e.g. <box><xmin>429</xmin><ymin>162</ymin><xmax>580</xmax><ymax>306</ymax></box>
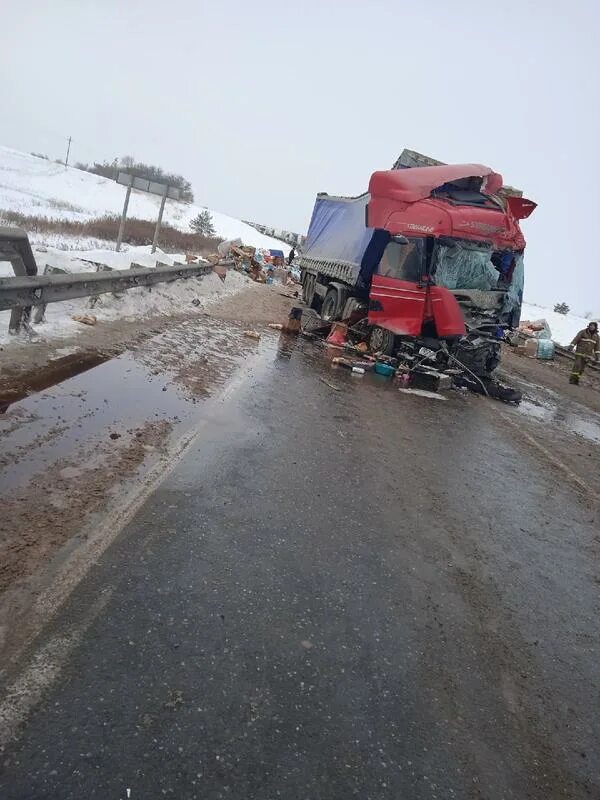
<box><xmin>0</xmin><ymin>589</ymin><xmax>113</xmax><ymax>751</ymax></box>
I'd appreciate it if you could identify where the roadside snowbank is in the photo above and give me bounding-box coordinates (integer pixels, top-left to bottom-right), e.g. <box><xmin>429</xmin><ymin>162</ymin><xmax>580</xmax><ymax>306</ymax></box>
<box><xmin>0</xmin><ymin>242</ymin><xmax>188</xmax><ymax>278</ymax></box>
<box><xmin>0</xmin><ymin>250</ymin><xmax>251</xmax><ymax>346</ymax></box>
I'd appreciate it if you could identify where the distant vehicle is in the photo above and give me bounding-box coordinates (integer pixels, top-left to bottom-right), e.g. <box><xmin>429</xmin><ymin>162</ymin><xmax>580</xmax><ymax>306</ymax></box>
<box><xmin>299</xmin><ymin>153</ymin><xmax>536</xmax><ymax>381</ymax></box>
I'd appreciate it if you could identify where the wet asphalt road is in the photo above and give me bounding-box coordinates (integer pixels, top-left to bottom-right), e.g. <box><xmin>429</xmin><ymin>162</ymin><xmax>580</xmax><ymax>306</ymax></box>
<box><xmin>1</xmin><ymin>337</ymin><xmax>598</xmax><ymax>799</ymax></box>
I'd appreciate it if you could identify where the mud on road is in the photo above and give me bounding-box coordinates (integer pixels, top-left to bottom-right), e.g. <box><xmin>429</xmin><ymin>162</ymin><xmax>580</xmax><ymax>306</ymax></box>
<box><xmin>0</xmin><ymin>283</ymin><xmax>297</xmax><ymax>662</ymax></box>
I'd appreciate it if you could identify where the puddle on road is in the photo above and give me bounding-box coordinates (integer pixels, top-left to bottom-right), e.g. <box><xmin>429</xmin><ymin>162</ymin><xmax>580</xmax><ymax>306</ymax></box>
<box><xmin>0</xmin><ymin>351</ymin><xmax>111</xmax><ymax>413</ymax></box>
<box><xmin>515</xmin><ymin>397</ymin><xmax>600</xmax><ymax>444</ymax></box>
<box><xmin>0</xmin><ymin>317</ymin><xmax>279</xmax><ymax>493</ymax></box>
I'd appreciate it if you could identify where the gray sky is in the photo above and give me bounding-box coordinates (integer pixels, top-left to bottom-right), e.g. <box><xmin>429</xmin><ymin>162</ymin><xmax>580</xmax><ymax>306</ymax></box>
<box><xmin>2</xmin><ymin>0</ymin><xmax>599</xmax><ymax>313</ymax></box>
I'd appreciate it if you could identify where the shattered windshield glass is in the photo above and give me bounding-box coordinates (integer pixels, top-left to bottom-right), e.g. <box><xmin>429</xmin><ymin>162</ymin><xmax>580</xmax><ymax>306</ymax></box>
<box><xmin>433</xmin><ymin>242</ymin><xmax>499</xmax><ymax>291</ymax></box>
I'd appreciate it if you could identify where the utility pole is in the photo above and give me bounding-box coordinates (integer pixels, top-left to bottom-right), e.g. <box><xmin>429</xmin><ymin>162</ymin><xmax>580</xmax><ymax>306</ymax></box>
<box><xmin>64</xmin><ymin>136</ymin><xmax>71</xmax><ymax>169</ymax></box>
<box><xmin>151</xmin><ymin>185</ymin><xmax>169</xmax><ymax>254</ymax></box>
<box><xmin>116</xmin><ymin>185</ymin><xmax>132</xmax><ymax>252</ymax></box>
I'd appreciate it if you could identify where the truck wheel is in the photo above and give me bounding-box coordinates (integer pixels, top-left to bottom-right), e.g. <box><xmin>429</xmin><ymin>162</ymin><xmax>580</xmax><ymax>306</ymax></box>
<box><xmin>303</xmin><ymin>273</ymin><xmax>316</xmax><ymax>307</ymax></box>
<box><xmin>321</xmin><ymin>288</ymin><xmax>341</xmax><ymax>322</ymax></box>
<box><xmin>368</xmin><ymin>326</ymin><xmax>395</xmax><ymax>355</ymax></box>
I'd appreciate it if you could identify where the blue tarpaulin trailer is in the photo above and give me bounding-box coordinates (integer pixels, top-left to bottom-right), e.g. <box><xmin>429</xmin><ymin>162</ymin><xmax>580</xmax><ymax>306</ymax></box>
<box><xmin>299</xmin><ymin>193</ymin><xmax>390</xmax><ymax>290</ymax></box>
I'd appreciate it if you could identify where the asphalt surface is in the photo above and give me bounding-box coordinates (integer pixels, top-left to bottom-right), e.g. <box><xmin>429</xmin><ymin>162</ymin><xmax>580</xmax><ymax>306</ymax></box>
<box><xmin>1</xmin><ymin>336</ymin><xmax>598</xmax><ymax>799</ymax></box>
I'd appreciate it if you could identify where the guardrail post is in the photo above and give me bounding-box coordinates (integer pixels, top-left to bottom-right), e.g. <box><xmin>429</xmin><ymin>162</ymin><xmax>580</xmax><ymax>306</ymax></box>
<box><xmin>1</xmin><ymin>227</ymin><xmax>37</xmax><ymax>334</ymax></box>
<box><xmin>32</xmin><ymin>265</ymin><xmax>68</xmax><ymax>323</ymax></box>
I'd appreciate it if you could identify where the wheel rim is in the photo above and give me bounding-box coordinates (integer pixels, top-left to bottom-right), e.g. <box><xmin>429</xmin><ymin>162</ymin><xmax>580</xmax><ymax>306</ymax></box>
<box><xmin>370</xmin><ymin>327</ymin><xmax>387</xmax><ymax>351</ymax></box>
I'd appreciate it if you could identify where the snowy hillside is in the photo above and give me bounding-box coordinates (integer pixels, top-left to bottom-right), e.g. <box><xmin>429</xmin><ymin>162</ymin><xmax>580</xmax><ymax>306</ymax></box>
<box><xmin>0</xmin><ymin>145</ymin><xmax>289</xmax><ymax>253</ymax></box>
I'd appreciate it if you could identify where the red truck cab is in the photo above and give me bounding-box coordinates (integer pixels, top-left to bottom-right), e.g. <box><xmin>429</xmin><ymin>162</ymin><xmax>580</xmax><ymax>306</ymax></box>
<box><xmin>365</xmin><ymin>165</ymin><xmax>535</xmax><ymax>341</ymax></box>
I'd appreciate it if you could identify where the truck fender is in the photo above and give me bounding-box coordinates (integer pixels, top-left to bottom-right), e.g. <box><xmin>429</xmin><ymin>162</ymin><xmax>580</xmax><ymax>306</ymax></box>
<box><xmin>341</xmin><ymin>297</ymin><xmax>367</xmax><ymax>320</ymax></box>
<box><xmin>327</xmin><ymin>281</ymin><xmax>349</xmax><ymax>305</ymax></box>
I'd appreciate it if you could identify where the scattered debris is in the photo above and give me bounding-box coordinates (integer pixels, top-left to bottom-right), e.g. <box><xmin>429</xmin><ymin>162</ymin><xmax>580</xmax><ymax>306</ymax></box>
<box><xmin>374</xmin><ymin>362</ymin><xmax>395</xmax><ymax>377</ymax></box>
<box><xmin>410</xmin><ymin>370</ymin><xmax>453</xmax><ymax>392</ymax></box>
<box><xmin>319</xmin><ymin>377</ymin><xmax>341</xmax><ymax>391</ymax></box>
<box><xmin>267</xmin><ymin>323</ymin><xmax>284</xmax><ymax>330</ymax></box>
<box><xmin>109</xmin><ymin>432</ymin><xmax>121</xmax><ymax>440</ymax></box>
<box><xmin>212</xmin><ymin>264</ymin><xmax>227</xmax><ymax>283</ymax></box>
<box><xmin>285</xmin><ymin>307</ymin><xmax>302</xmax><ymax>335</ymax></box>
<box><xmin>518</xmin><ymin>318</ymin><xmax>552</xmax><ymax>339</ymax></box>
<box><xmin>71</xmin><ymin>314</ymin><xmax>97</xmax><ymax>326</ymax></box>
<box><xmin>204</xmin><ymin>237</ymin><xmax>301</xmax><ymax>289</ymax></box>
<box><xmin>326</xmin><ymin>323</ymin><xmax>348</xmax><ymax>347</ymax></box>
<box><xmin>299</xmin><ymin>307</ymin><xmax>521</xmax><ymax>402</ymax></box>
<box><xmin>244</xmin><ymin>330</ymin><xmax>261</xmax><ymax>340</ymax></box>
<box><xmin>399</xmin><ymin>388</ymin><xmax>447</xmax><ymax>400</ymax></box>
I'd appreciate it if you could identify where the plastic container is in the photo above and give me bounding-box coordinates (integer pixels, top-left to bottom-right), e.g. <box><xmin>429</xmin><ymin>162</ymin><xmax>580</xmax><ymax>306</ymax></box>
<box><xmin>537</xmin><ymin>339</ymin><xmax>555</xmax><ymax>359</ymax></box>
<box><xmin>351</xmin><ymin>366</ymin><xmax>365</xmax><ymax>375</ymax></box>
<box><xmin>374</xmin><ymin>362</ymin><xmax>395</xmax><ymax>377</ymax></box>
<box><xmin>524</xmin><ymin>338</ymin><xmax>539</xmax><ymax>357</ymax></box>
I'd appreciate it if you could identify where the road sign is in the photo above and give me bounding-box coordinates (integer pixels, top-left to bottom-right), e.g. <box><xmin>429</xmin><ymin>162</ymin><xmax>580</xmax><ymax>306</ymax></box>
<box><xmin>115</xmin><ymin>173</ymin><xmax>182</xmax><ymax>252</ymax></box>
<box><xmin>116</xmin><ymin>172</ymin><xmax>180</xmax><ymax>201</ymax></box>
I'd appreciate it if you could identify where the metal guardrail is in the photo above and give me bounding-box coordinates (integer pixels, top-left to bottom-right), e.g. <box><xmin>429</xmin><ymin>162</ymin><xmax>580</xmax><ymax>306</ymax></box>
<box><xmin>0</xmin><ymin>226</ymin><xmax>213</xmax><ymax>334</ymax></box>
<box><xmin>0</xmin><ymin>262</ymin><xmax>213</xmax><ymax>312</ymax></box>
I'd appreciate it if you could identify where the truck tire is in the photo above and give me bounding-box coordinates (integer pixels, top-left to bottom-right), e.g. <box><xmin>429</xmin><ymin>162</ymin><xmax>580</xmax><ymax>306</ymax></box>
<box><xmin>321</xmin><ymin>288</ymin><xmax>341</xmax><ymax>322</ymax></box>
<box><xmin>302</xmin><ymin>273</ymin><xmax>317</xmax><ymax>308</ymax></box>
<box><xmin>368</xmin><ymin>326</ymin><xmax>395</xmax><ymax>355</ymax></box>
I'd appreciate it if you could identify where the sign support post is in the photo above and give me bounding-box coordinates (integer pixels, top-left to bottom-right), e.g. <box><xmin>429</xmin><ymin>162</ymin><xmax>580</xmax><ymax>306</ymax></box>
<box><xmin>116</xmin><ymin>185</ymin><xmax>132</xmax><ymax>252</ymax></box>
<box><xmin>151</xmin><ymin>184</ymin><xmax>169</xmax><ymax>254</ymax></box>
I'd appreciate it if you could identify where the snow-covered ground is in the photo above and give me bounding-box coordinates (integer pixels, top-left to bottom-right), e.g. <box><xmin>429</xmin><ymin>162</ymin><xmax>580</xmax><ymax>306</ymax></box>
<box><xmin>0</xmin><ymin>145</ymin><xmax>289</xmax><ymax>252</ymax></box>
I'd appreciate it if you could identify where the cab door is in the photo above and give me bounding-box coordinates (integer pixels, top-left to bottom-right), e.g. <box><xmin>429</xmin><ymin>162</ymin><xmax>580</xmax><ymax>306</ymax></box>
<box><xmin>368</xmin><ymin>238</ymin><xmax>428</xmax><ymax>336</ymax></box>
<box><xmin>368</xmin><ymin>276</ymin><xmax>427</xmax><ymax>336</ymax></box>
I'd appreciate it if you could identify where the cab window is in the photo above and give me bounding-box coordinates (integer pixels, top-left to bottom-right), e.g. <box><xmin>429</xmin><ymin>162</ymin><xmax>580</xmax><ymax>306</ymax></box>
<box><xmin>377</xmin><ymin>238</ymin><xmax>424</xmax><ymax>282</ymax></box>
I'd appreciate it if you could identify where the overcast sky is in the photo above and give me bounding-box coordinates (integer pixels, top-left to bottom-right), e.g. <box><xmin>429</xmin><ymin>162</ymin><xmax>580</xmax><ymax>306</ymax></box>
<box><xmin>1</xmin><ymin>0</ymin><xmax>599</xmax><ymax>313</ymax></box>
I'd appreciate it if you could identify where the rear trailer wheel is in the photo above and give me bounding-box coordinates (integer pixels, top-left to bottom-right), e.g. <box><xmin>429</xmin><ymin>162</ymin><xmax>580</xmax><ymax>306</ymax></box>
<box><xmin>302</xmin><ymin>273</ymin><xmax>315</xmax><ymax>306</ymax></box>
<box><xmin>368</xmin><ymin>326</ymin><xmax>396</xmax><ymax>356</ymax></box>
<box><xmin>321</xmin><ymin>288</ymin><xmax>341</xmax><ymax>322</ymax></box>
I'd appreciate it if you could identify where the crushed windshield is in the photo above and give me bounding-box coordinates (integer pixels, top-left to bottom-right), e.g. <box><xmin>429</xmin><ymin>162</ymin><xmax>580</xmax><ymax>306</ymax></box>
<box><xmin>433</xmin><ymin>242</ymin><xmax>525</xmax><ymax>324</ymax></box>
<box><xmin>433</xmin><ymin>243</ymin><xmax>499</xmax><ymax>290</ymax></box>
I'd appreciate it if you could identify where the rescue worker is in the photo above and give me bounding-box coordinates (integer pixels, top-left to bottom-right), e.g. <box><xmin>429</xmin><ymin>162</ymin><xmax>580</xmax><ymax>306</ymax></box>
<box><xmin>569</xmin><ymin>321</ymin><xmax>600</xmax><ymax>384</ymax></box>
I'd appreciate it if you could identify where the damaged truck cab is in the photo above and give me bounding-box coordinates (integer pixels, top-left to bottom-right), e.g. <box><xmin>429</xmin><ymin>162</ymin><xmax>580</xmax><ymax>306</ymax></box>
<box><xmin>300</xmin><ymin>153</ymin><xmax>536</xmax><ymax>378</ymax></box>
